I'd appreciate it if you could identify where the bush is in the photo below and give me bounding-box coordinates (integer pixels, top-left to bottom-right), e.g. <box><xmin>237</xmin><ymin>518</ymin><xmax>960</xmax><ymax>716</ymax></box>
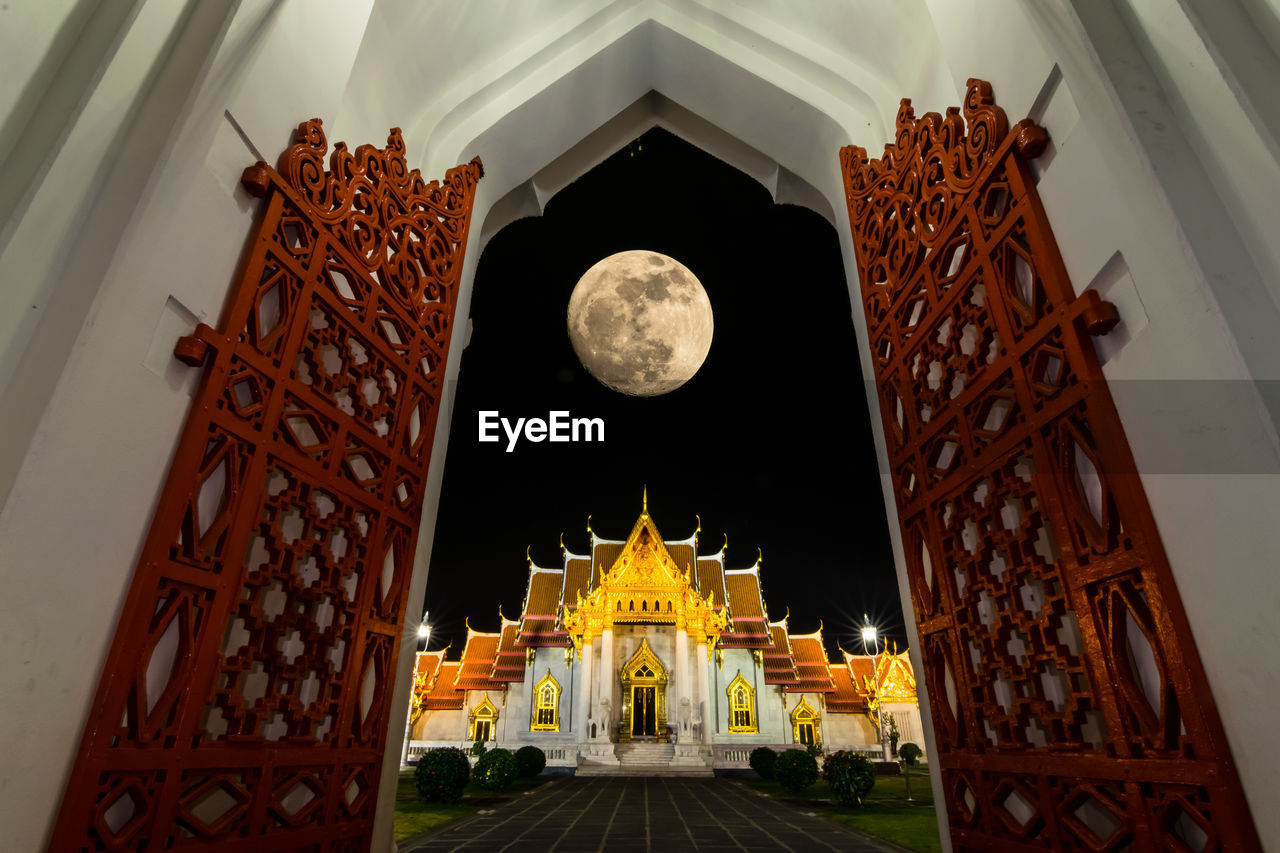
<box><xmin>473</xmin><ymin>747</ymin><xmax>517</xmax><ymax>791</ymax></box>
<box><xmin>823</xmin><ymin>750</ymin><xmax>876</xmax><ymax>807</ymax></box>
<box><xmin>749</xmin><ymin>746</ymin><xmax>778</xmax><ymax>780</ymax></box>
<box><xmin>805</xmin><ymin>742</ymin><xmax>823</xmax><ymax>760</ymax></box>
<box><xmin>515</xmin><ymin>745</ymin><xmax>546</xmax><ymax>778</ymax></box>
<box><xmin>471</xmin><ymin>738</ymin><xmax>488</xmax><ymax>757</ymax></box>
<box><xmin>774</xmin><ymin>748</ymin><xmax>819</xmax><ymax>793</ymax></box>
<box><xmin>414</xmin><ymin>747</ymin><xmax>470</xmax><ymax>803</ymax></box>
<box><xmin>899</xmin><ymin>742</ymin><xmax>922</xmax><ymax>765</ymax></box>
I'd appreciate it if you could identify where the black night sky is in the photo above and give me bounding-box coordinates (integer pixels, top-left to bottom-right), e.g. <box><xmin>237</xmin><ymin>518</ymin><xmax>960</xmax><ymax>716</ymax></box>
<box><xmin>420</xmin><ymin>129</ymin><xmax>903</xmax><ymax>659</ymax></box>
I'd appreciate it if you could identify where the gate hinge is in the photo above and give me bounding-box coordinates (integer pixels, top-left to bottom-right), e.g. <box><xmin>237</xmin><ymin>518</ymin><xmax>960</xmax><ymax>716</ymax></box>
<box><xmin>174</xmin><ymin>323</ymin><xmax>223</xmax><ymax>367</ymax></box>
<box><xmin>1072</xmin><ymin>290</ymin><xmax>1121</xmax><ymax>336</ymax></box>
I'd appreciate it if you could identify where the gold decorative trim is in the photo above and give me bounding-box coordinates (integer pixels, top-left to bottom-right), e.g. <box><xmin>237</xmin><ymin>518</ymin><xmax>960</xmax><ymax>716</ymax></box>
<box><xmin>468</xmin><ymin>696</ymin><xmax>499</xmax><ymax>742</ymax></box>
<box><xmin>562</xmin><ymin>510</ymin><xmax>726</xmax><ymax>650</ymax></box>
<box><xmin>790</xmin><ymin>697</ymin><xmax>821</xmax><ymax>746</ymax></box>
<box><xmin>618</xmin><ymin>639</ymin><xmax>670</xmax><ymax>743</ymax></box>
<box><xmin>530</xmin><ymin>670</ymin><xmax>561</xmax><ymax>732</ymax></box>
<box><xmin>726</xmin><ymin>671</ymin><xmax>757</xmax><ymax>733</ymax></box>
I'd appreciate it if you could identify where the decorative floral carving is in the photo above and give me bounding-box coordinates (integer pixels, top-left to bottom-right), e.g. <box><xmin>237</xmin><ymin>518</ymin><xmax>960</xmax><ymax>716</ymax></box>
<box><xmin>841</xmin><ymin>79</ymin><xmax>1259</xmax><ymax>850</ymax></box>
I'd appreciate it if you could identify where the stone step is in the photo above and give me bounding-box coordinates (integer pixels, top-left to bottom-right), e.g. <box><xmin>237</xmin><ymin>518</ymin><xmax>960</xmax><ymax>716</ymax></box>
<box><xmin>575</xmin><ymin>764</ymin><xmax>714</xmax><ymax>777</ymax></box>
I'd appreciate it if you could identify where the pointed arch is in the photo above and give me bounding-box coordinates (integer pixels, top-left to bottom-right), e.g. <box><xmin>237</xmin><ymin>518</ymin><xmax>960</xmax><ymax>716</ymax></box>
<box><xmin>469</xmin><ymin>695</ymin><xmax>499</xmax><ymax>742</ymax></box>
<box><xmin>531</xmin><ymin>670</ymin><xmax>561</xmax><ymax>732</ymax></box>
<box><xmin>791</xmin><ymin>697</ymin><xmax>821</xmax><ymax>746</ymax></box>
<box><xmin>726</xmin><ymin>671</ymin><xmax>757</xmax><ymax>733</ymax></box>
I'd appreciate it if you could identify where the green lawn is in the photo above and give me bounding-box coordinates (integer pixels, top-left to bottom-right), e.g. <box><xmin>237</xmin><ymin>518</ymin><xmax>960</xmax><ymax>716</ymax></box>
<box><xmin>744</xmin><ymin>765</ymin><xmax>942</xmax><ymax>853</ymax></box>
<box><xmin>393</xmin><ymin>769</ymin><xmax>548</xmax><ymax>843</ymax></box>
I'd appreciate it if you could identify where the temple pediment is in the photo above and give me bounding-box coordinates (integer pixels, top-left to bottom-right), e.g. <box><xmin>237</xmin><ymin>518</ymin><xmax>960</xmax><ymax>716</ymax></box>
<box><xmin>563</xmin><ymin>504</ymin><xmax>726</xmax><ymax>646</ymax></box>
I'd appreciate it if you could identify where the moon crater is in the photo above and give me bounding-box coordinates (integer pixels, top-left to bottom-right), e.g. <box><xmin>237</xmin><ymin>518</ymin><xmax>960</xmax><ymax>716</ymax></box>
<box><xmin>567</xmin><ymin>250</ymin><xmax>713</xmax><ymax>396</ymax></box>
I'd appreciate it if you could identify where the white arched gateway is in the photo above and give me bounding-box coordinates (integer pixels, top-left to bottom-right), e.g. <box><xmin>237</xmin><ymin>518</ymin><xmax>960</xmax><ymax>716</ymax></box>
<box><xmin>1</xmin><ymin>2</ymin><xmax>1277</xmax><ymax>850</ymax></box>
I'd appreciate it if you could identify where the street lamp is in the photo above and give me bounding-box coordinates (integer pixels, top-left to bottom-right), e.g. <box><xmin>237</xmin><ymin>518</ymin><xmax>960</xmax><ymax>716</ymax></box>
<box><xmin>862</xmin><ymin>615</ymin><xmax>890</xmax><ymax>762</ymax></box>
<box><xmin>402</xmin><ymin>612</ymin><xmax>430</xmax><ymax>769</ymax></box>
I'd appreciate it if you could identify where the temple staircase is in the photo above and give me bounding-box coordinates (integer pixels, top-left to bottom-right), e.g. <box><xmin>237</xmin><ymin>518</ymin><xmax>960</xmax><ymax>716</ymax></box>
<box><xmin>577</xmin><ymin>741</ymin><xmax>713</xmax><ymax>776</ymax></box>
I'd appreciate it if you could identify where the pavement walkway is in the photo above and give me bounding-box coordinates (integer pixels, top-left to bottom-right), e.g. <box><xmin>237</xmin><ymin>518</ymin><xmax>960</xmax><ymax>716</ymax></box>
<box><xmin>398</xmin><ymin>776</ymin><xmax>899</xmax><ymax>852</ymax></box>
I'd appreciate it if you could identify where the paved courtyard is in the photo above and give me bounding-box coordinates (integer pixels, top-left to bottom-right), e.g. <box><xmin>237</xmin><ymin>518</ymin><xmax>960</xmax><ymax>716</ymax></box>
<box><xmin>399</xmin><ymin>776</ymin><xmax>897</xmax><ymax>852</ymax></box>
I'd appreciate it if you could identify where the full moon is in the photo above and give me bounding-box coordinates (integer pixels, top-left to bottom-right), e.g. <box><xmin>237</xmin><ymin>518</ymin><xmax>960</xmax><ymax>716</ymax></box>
<box><xmin>567</xmin><ymin>250</ymin><xmax>714</xmax><ymax>396</ymax></box>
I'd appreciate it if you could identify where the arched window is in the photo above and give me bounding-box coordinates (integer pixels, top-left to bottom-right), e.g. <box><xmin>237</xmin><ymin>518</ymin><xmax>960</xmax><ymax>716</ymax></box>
<box><xmin>468</xmin><ymin>696</ymin><xmax>499</xmax><ymax>743</ymax></box>
<box><xmin>790</xmin><ymin>698</ymin><xmax>821</xmax><ymax>746</ymax></box>
<box><xmin>530</xmin><ymin>671</ymin><xmax>561</xmax><ymax>732</ymax></box>
<box><xmin>726</xmin><ymin>671</ymin><xmax>757</xmax><ymax>733</ymax></box>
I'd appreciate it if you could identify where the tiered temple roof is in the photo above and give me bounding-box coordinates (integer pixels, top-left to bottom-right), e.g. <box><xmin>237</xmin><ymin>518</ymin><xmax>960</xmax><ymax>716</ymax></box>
<box><xmin>489</xmin><ymin>616</ymin><xmax>525</xmax><ymax>683</ymax></box>
<box><xmin>454</xmin><ymin>627</ymin><xmax>501</xmax><ymax>692</ymax></box>
<box><xmin>412</xmin><ymin>501</ymin><xmax>918</xmax><ymax>717</ymax></box>
<box><xmin>786</xmin><ymin>629</ymin><xmax>837</xmax><ymax>693</ymax></box>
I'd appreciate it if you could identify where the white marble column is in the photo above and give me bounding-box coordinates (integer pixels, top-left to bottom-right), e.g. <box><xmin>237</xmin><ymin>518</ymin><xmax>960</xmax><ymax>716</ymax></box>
<box><xmin>579</xmin><ymin>639</ymin><xmax>593</xmax><ymax>738</ymax></box>
<box><xmin>600</xmin><ymin>628</ymin><xmax>614</xmax><ymax>735</ymax></box>
<box><xmin>695</xmin><ymin>642</ymin><xmax>710</xmax><ymax>742</ymax></box>
<box><xmin>674</xmin><ymin>628</ymin><xmax>689</xmax><ymax>737</ymax></box>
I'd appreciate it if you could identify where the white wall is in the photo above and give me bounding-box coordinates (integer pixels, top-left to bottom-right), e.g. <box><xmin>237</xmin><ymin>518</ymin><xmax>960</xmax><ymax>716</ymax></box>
<box><xmin>0</xmin><ymin>3</ymin><xmax>377</xmax><ymax>850</ymax></box>
<box><xmin>2</xmin><ymin>2</ymin><xmax>1277</xmax><ymax>850</ymax></box>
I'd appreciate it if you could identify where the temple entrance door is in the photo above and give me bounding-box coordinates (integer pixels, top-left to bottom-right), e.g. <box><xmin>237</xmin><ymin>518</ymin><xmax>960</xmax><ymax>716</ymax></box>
<box><xmin>618</xmin><ymin>638</ymin><xmax>670</xmax><ymax>743</ymax></box>
<box><xmin>632</xmin><ymin>686</ymin><xmax>657</xmax><ymax>736</ymax></box>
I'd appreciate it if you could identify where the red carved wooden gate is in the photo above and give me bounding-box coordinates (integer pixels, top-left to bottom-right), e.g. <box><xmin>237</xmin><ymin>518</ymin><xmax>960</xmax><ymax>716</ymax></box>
<box><xmin>50</xmin><ymin>121</ymin><xmax>481</xmax><ymax>851</ymax></box>
<box><xmin>841</xmin><ymin>81</ymin><xmax>1260</xmax><ymax>851</ymax></box>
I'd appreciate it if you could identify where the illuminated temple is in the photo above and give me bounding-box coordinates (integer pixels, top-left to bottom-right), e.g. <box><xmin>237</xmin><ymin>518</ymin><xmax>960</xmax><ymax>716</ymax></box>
<box><xmin>406</xmin><ymin>499</ymin><xmax>922</xmax><ymax>771</ymax></box>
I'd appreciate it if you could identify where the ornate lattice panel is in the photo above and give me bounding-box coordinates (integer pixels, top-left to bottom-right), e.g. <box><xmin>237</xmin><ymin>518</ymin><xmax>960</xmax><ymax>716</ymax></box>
<box><xmin>50</xmin><ymin>121</ymin><xmax>481</xmax><ymax>851</ymax></box>
<box><xmin>840</xmin><ymin>80</ymin><xmax>1260</xmax><ymax>851</ymax></box>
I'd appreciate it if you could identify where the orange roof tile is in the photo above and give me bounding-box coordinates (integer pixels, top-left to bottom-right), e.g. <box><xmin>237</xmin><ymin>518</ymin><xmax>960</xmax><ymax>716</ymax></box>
<box><xmin>519</xmin><ymin>569</ymin><xmax>570</xmax><ymax>646</ymax></box>
<box><xmin>424</xmin><ymin>662</ymin><xmax>465</xmax><ymax>709</ymax></box>
<box><xmin>846</xmin><ymin>654</ymin><xmax>876</xmax><ymax>690</ymax></box>
<box><xmin>455</xmin><ymin>632</ymin><xmax>500</xmax><ymax>691</ymax></box>
<box><xmin>490</xmin><ymin>621</ymin><xmax>525</xmax><ymax>683</ymax></box>
<box><xmin>763</xmin><ymin>622</ymin><xmax>798</xmax><ymax>685</ymax></box>
<box><xmin>592</xmin><ymin>542</ymin><xmax>624</xmax><ymax>575</ymax></box>
<box><xmin>720</xmin><ymin>569</ymin><xmax>770</xmax><ymax>648</ymax></box>
<box><xmin>562</xmin><ymin>557</ymin><xmax>592</xmax><ymax>609</ymax></box>
<box><xmin>696</xmin><ymin>558</ymin><xmax>726</xmax><ymax>608</ymax></box>
<box><xmin>827</xmin><ymin>665</ymin><xmax>867</xmax><ymax>713</ymax></box>
<box><xmin>665</xmin><ymin>543</ymin><xmax>696</xmax><ymax>577</ymax></box>
<box><xmin>785</xmin><ymin>634</ymin><xmax>835</xmax><ymax>692</ymax></box>
<box><xmin>724</xmin><ymin>571</ymin><xmax>765</xmax><ymax>619</ymax></box>
<box><xmin>414</xmin><ymin>650</ymin><xmax>442</xmax><ymax>680</ymax></box>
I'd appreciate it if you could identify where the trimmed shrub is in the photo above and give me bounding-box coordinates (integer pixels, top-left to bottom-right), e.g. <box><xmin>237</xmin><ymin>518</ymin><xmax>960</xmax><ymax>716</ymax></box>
<box><xmin>899</xmin><ymin>742</ymin><xmax>922</xmax><ymax>765</ymax></box>
<box><xmin>805</xmin><ymin>743</ymin><xmax>823</xmax><ymax>760</ymax></box>
<box><xmin>823</xmin><ymin>750</ymin><xmax>876</xmax><ymax>807</ymax></box>
<box><xmin>774</xmin><ymin>748</ymin><xmax>819</xmax><ymax>793</ymax></box>
<box><xmin>473</xmin><ymin>747</ymin><xmax>517</xmax><ymax>791</ymax></box>
<box><xmin>749</xmin><ymin>746</ymin><xmax>777</xmax><ymax>780</ymax></box>
<box><xmin>515</xmin><ymin>745</ymin><xmax>546</xmax><ymax>778</ymax></box>
<box><xmin>471</xmin><ymin>738</ymin><xmax>488</xmax><ymax>757</ymax></box>
<box><xmin>414</xmin><ymin>747</ymin><xmax>470</xmax><ymax>803</ymax></box>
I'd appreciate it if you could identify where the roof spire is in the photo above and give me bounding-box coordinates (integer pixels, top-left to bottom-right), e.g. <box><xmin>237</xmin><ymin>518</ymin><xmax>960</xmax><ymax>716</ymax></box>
<box><xmin>694</xmin><ymin>514</ymin><xmax>701</xmax><ymax>535</ymax></box>
<box><xmin>642</xmin><ymin>484</ymin><xmax>648</xmax><ymax>515</ymax></box>
<box><xmin>559</xmin><ymin>532</ymin><xmax>565</xmax><ymax>552</ymax></box>
<box><xmin>586</xmin><ymin>514</ymin><xmax>593</xmax><ymax>535</ymax></box>
<box><xmin>721</xmin><ymin>532</ymin><xmax>728</xmax><ymax>552</ymax></box>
